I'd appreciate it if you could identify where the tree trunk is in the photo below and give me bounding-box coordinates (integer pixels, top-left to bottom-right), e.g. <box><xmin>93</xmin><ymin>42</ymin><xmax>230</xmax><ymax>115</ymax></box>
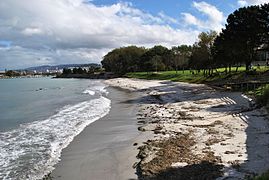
<box><xmin>246</xmin><ymin>50</ymin><xmax>254</xmax><ymax>72</ymax></box>
<box><xmin>210</xmin><ymin>68</ymin><xmax>213</xmax><ymax>76</ymax></box>
<box><xmin>246</xmin><ymin>61</ymin><xmax>251</xmax><ymax>72</ymax></box>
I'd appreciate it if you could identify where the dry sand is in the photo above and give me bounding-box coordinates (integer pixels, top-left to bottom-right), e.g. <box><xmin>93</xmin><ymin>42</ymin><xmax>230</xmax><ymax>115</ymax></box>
<box><xmin>105</xmin><ymin>78</ymin><xmax>269</xmax><ymax>179</ymax></box>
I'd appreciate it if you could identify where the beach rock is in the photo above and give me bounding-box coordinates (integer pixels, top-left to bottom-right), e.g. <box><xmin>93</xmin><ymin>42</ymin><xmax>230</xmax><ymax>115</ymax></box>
<box><xmin>138</xmin><ymin>126</ymin><xmax>146</xmax><ymax>132</ymax></box>
<box><xmin>137</xmin><ymin>120</ymin><xmax>146</xmax><ymax>124</ymax></box>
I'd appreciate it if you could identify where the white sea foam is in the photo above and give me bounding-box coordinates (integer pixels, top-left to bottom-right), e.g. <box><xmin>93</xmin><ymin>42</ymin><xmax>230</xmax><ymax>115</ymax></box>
<box><xmin>82</xmin><ymin>83</ymin><xmax>109</xmax><ymax>97</ymax></box>
<box><xmin>91</xmin><ymin>85</ymin><xmax>109</xmax><ymax>96</ymax></box>
<box><xmin>0</xmin><ymin>95</ymin><xmax>111</xmax><ymax>180</ymax></box>
<box><xmin>82</xmin><ymin>89</ymin><xmax>96</xmax><ymax>95</ymax></box>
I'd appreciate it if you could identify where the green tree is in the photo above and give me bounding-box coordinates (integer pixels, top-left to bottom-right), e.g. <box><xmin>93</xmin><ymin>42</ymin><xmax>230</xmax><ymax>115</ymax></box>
<box><xmin>260</xmin><ymin>3</ymin><xmax>269</xmax><ymax>44</ymax></box>
<box><xmin>77</xmin><ymin>67</ymin><xmax>85</xmax><ymax>74</ymax></box>
<box><xmin>101</xmin><ymin>46</ymin><xmax>146</xmax><ymax>75</ymax></box>
<box><xmin>5</xmin><ymin>70</ymin><xmax>19</xmax><ymax>77</ymax></box>
<box><xmin>72</xmin><ymin>68</ymin><xmax>78</xmax><ymax>74</ymax></box>
<box><xmin>215</xmin><ymin>5</ymin><xmax>268</xmax><ymax>71</ymax></box>
<box><xmin>140</xmin><ymin>45</ymin><xmax>170</xmax><ymax>72</ymax></box>
<box><xmin>189</xmin><ymin>31</ymin><xmax>217</xmax><ymax>75</ymax></box>
<box><xmin>63</xmin><ymin>68</ymin><xmax>72</xmax><ymax>74</ymax></box>
<box><xmin>171</xmin><ymin>45</ymin><xmax>192</xmax><ymax>73</ymax></box>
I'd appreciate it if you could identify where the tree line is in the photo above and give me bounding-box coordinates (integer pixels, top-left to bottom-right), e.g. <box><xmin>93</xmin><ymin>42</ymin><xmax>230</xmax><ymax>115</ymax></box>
<box><xmin>62</xmin><ymin>66</ymin><xmax>102</xmax><ymax>75</ymax></box>
<box><xmin>101</xmin><ymin>3</ymin><xmax>269</xmax><ymax>75</ymax></box>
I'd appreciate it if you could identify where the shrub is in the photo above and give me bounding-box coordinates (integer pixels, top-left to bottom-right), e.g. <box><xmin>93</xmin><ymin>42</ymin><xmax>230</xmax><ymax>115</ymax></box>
<box><xmin>253</xmin><ymin>170</ymin><xmax>269</xmax><ymax>180</ymax></box>
<box><xmin>257</xmin><ymin>85</ymin><xmax>269</xmax><ymax>108</ymax></box>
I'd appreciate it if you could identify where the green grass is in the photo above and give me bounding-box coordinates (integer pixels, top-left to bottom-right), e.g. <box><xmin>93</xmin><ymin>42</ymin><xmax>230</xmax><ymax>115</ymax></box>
<box><xmin>252</xmin><ymin>171</ymin><xmax>269</xmax><ymax>180</ymax></box>
<box><xmin>126</xmin><ymin>66</ymin><xmax>269</xmax><ymax>84</ymax></box>
<box><xmin>255</xmin><ymin>85</ymin><xmax>269</xmax><ymax>107</ymax></box>
<box><xmin>216</xmin><ymin>66</ymin><xmax>268</xmax><ymax>73</ymax></box>
<box><xmin>126</xmin><ymin>70</ymin><xmax>237</xmax><ymax>84</ymax></box>
<box><xmin>127</xmin><ymin>70</ymin><xmax>207</xmax><ymax>83</ymax></box>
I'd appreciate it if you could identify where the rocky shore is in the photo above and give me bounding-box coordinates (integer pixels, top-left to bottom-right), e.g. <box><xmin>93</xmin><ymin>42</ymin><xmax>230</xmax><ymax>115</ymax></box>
<box><xmin>105</xmin><ymin>78</ymin><xmax>269</xmax><ymax>180</ymax></box>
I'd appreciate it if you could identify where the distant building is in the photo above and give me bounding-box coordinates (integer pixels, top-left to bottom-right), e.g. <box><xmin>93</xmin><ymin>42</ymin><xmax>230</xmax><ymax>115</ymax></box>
<box><xmin>254</xmin><ymin>44</ymin><xmax>269</xmax><ymax>66</ymax></box>
<box><xmin>0</xmin><ymin>71</ymin><xmax>4</xmax><ymax>78</ymax></box>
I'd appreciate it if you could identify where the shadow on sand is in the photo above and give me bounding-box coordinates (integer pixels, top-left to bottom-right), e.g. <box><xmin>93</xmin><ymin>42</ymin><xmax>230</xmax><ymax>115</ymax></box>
<box><xmin>121</xmin><ymin>80</ymin><xmax>269</xmax><ymax>179</ymax></box>
<box><xmin>120</xmin><ymin>81</ymin><xmax>216</xmax><ymax>105</ymax></box>
<box><xmin>135</xmin><ymin>161</ymin><xmax>223</xmax><ymax>180</ymax></box>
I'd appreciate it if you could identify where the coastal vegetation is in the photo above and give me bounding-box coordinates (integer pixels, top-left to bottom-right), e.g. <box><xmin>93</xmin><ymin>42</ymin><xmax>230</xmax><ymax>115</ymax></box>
<box><xmin>60</xmin><ymin>64</ymin><xmax>103</xmax><ymax>75</ymax></box>
<box><xmin>56</xmin><ymin>65</ymin><xmax>110</xmax><ymax>78</ymax></box>
<box><xmin>126</xmin><ymin>66</ymin><xmax>269</xmax><ymax>83</ymax></box>
<box><xmin>253</xmin><ymin>171</ymin><xmax>269</xmax><ymax>180</ymax></box>
<box><xmin>4</xmin><ymin>70</ymin><xmax>21</xmax><ymax>77</ymax></box>
<box><xmin>101</xmin><ymin>3</ymin><xmax>269</xmax><ymax>109</ymax></box>
<box><xmin>102</xmin><ymin>4</ymin><xmax>269</xmax><ymax>76</ymax></box>
<box><xmin>101</xmin><ymin>46</ymin><xmax>147</xmax><ymax>75</ymax></box>
<box><xmin>254</xmin><ymin>84</ymin><xmax>269</xmax><ymax>109</ymax></box>
<box><xmin>0</xmin><ymin>70</ymin><xmax>49</xmax><ymax>78</ymax></box>
<box><xmin>63</xmin><ymin>67</ymin><xmax>87</xmax><ymax>75</ymax></box>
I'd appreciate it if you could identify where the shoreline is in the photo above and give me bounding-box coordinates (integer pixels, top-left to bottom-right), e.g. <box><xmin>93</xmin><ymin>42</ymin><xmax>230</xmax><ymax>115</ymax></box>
<box><xmin>47</xmin><ymin>77</ymin><xmax>269</xmax><ymax>179</ymax></box>
<box><xmin>0</xmin><ymin>75</ymin><xmax>52</xmax><ymax>79</ymax></box>
<box><xmin>105</xmin><ymin>78</ymin><xmax>269</xmax><ymax>179</ymax></box>
<box><xmin>51</xmin><ymin>86</ymin><xmax>150</xmax><ymax>180</ymax></box>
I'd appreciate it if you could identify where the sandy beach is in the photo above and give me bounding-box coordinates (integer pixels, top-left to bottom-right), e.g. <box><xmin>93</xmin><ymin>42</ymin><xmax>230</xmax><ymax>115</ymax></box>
<box><xmin>51</xmin><ymin>78</ymin><xmax>269</xmax><ymax>180</ymax></box>
<box><xmin>105</xmin><ymin>78</ymin><xmax>269</xmax><ymax>179</ymax></box>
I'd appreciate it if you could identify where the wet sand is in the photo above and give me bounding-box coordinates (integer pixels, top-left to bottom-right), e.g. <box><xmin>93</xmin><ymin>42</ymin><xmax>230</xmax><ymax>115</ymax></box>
<box><xmin>51</xmin><ymin>87</ymin><xmax>147</xmax><ymax>180</ymax></box>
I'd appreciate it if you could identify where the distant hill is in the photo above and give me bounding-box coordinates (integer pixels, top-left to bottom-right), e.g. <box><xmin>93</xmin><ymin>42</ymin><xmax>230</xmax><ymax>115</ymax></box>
<box><xmin>22</xmin><ymin>63</ymin><xmax>101</xmax><ymax>72</ymax></box>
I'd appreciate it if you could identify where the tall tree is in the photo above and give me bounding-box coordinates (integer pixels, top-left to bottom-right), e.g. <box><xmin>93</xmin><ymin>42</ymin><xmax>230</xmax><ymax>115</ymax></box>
<box><xmin>215</xmin><ymin>5</ymin><xmax>268</xmax><ymax>71</ymax></box>
<box><xmin>101</xmin><ymin>46</ymin><xmax>146</xmax><ymax>74</ymax></box>
<box><xmin>171</xmin><ymin>45</ymin><xmax>192</xmax><ymax>73</ymax></box>
<box><xmin>139</xmin><ymin>45</ymin><xmax>169</xmax><ymax>72</ymax></box>
<box><xmin>260</xmin><ymin>3</ymin><xmax>269</xmax><ymax>44</ymax></box>
<box><xmin>189</xmin><ymin>31</ymin><xmax>217</xmax><ymax>75</ymax></box>
<box><xmin>213</xmin><ymin>29</ymin><xmax>245</xmax><ymax>73</ymax></box>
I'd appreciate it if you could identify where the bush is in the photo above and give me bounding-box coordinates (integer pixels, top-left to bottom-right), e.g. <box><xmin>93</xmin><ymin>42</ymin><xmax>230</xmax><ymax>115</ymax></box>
<box><xmin>253</xmin><ymin>170</ymin><xmax>269</xmax><ymax>180</ymax></box>
<box><xmin>257</xmin><ymin>85</ymin><xmax>269</xmax><ymax>108</ymax></box>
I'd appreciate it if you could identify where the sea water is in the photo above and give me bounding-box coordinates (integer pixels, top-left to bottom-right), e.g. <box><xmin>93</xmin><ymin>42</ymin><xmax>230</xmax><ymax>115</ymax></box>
<box><xmin>0</xmin><ymin>77</ymin><xmax>111</xmax><ymax>179</ymax></box>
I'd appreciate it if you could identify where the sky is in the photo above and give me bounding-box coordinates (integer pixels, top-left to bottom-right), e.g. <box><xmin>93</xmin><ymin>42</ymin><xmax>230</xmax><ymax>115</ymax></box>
<box><xmin>0</xmin><ymin>0</ymin><xmax>268</xmax><ymax>70</ymax></box>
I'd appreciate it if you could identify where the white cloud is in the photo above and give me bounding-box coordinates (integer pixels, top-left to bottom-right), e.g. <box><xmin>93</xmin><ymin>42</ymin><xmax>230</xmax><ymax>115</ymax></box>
<box><xmin>22</xmin><ymin>28</ymin><xmax>43</xmax><ymax>36</ymax></box>
<box><xmin>0</xmin><ymin>0</ymin><xmax>200</xmax><ymax>69</ymax></box>
<box><xmin>238</xmin><ymin>0</ymin><xmax>249</xmax><ymax>6</ymax></box>
<box><xmin>181</xmin><ymin>13</ymin><xmax>199</xmax><ymax>26</ymax></box>
<box><xmin>238</xmin><ymin>0</ymin><xmax>268</xmax><ymax>6</ymax></box>
<box><xmin>0</xmin><ymin>46</ymin><xmax>108</xmax><ymax>70</ymax></box>
<box><xmin>182</xmin><ymin>1</ymin><xmax>225</xmax><ymax>31</ymax></box>
<box><xmin>158</xmin><ymin>12</ymin><xmax>179</xmax><ymax>24</ymax></box>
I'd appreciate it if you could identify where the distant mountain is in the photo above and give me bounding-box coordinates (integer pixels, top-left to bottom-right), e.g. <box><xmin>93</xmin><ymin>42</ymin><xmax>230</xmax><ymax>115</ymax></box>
<box><xmin>22</xmin><ymin>63</ymin><xmax>101</xmax><ymax>72</ymax></box>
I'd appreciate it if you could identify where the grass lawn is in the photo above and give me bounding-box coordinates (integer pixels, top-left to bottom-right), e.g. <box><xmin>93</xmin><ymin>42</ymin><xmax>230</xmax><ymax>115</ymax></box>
<box><xmin>126</xmin><ymin>66</ymin><xmax>269</xmax><ymax>84</ymax></box>
<box><xmin>127</xmin><ymin>70</ymin><xmax>207</xmax><ymax>83</ymax></box>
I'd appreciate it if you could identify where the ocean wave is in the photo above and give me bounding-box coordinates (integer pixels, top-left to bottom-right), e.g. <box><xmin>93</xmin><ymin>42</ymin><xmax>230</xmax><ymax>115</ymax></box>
<box><xmin>83</xmin><ymin>83</ymin><xmax>109</xmax><ymax>96</ymax></box>
<box><xmin>82</xmin><ymin>89</ymin><xmax>96</xmax><ymax>95</ymax></box>
<box><xmin>90</xmin><ymin>85</ymin><xmax>109</xmax><ymax>96</ymax></box>
<box><xmin>0</xmin><ymin>96</ymin><xmax>111</xmax><ymax>180</ymax></box>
